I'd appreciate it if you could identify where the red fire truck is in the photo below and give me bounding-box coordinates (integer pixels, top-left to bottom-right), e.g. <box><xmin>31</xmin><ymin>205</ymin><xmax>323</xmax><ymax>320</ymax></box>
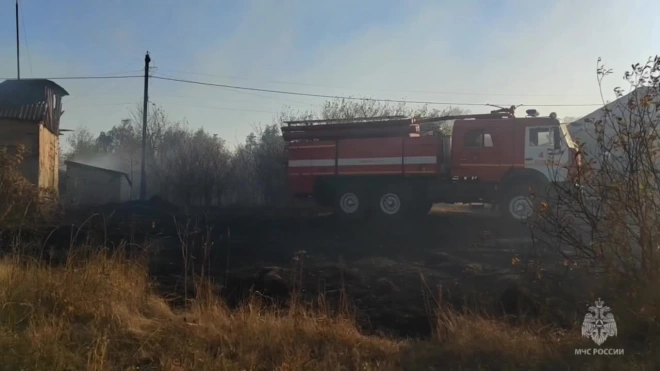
<box><xmin>283</xmin><ymin>107</ymin><xmax>579</xmax><ymax>221</ymax></box>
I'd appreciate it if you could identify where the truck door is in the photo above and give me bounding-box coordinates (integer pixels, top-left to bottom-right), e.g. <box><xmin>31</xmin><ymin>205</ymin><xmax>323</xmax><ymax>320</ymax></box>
<box><xmin>453</xmin><ymin>128</ymin><xmax>498</xmax><ymax>180</ymax></box>
<box><xmin>524</xmin><ymin>126</ymin><xmax>556</xmax><ymax>180</ymax></box>
<box><xmin>456</xmin><ymin>130</ymin><xmax>483</xmax><ymax>174</ymax></box>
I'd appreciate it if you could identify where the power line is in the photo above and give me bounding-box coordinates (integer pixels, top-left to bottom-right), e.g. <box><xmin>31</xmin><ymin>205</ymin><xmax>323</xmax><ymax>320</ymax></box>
<box><xmin>154</xmin><ymin>72</ymin><xmax>321</xmax><ymax>108</ymax></box>
<box><xmin>157</xmin><ymin>68</ymin><xmax>599</xmax><ymax>98</ymax></box>
<box><xmin>65</xmin><ymin>62</ymin><xmax>145</xmax><ymax>104</ymax></box>
<box><xmin>0</xmin><ymin>75</ymin><xmax>142</xmax><ymax>80</ymax></box>
<box><xmin>151</xmin><ymin>101</ymin><xmax>277</xmax><ymax>114</ymax></box>
<box><xmin>67</xmin><ymin>102</ymin><xmax>134</xmax><ymax>108</ymax></box>
<box><xmin>152</xmin><ymin>93</ymin><xmax>290</xmax><ymax>107</ymax></box>
<box><xmin>151</xmin><ymin>75</ymin><xmax>603</xmax><ymax>108</ymax></box>
<box><xmin>0</xmin><ymin>74</ymin><xmax>605</xmax><ymax>108</ymax></box>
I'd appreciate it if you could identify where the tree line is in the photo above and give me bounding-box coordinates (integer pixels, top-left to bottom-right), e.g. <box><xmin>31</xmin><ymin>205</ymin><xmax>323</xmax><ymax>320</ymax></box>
<box><xmin>62</xmin><ymin>99</ymin><xmax>468</xmax><ymax>208</ymax></box>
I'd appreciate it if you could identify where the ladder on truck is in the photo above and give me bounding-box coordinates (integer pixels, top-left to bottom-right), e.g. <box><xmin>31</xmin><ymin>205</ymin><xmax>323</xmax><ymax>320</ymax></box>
<box><xmin>281</xmin><ymin>116</ymin><xmax>420</xmax><ymax>142</ymax></box>
<box><xmin>281</xmin><ymin>106</ymin><xmax>517</xmax><ymax>142</ymax></box>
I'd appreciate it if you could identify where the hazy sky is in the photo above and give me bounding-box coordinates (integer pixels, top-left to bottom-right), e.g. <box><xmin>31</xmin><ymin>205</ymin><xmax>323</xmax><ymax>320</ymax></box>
<box><xmin>0</xmin><ymin>0</ymin><xmax>658</xmax><ymax>148</ymax></box>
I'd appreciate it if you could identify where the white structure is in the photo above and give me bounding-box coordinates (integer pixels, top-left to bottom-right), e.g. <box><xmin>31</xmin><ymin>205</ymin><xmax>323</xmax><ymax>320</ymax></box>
<box><xmin>566</xmin><ymin>87</ymin><xmax>658</xmax><ymax>164</ymax></box>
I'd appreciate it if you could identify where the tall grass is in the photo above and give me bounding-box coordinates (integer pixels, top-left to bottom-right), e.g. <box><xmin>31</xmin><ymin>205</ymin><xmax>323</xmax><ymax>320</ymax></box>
<box><xmin>1</xmin><ymin>244</ymin><xmax>655</xmax><ymax>370</ymax></box>
<box><xmin>0</xmin><ymin>246</ymin><xmax>402</xmax><ymax>370</ymax></box>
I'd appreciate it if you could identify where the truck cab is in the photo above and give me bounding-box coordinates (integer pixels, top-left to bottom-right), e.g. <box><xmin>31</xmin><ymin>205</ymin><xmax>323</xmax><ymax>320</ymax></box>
<box><xmin>444</xmin><ymin>110</ymin><xmax>578</xmax><ymax>220</ymax></box>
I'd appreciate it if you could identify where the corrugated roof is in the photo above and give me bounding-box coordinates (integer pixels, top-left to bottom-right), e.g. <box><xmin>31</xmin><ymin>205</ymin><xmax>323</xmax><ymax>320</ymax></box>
<box><xmin>64</xmin><ymin>161</ymin><xmax>133</xmax><ymax>187</ymax></box>
<box><xmin>0</xmin><ymin>79</ymin><xmax>68</xmax><ymax>107</ymax></box>
<box><xmin>0</xmin><ymin>79</ymin><xmax>69</xmax><ymax>133</ymax></box>
<box><xmin>0</xmin><ymin>101</ymin><xmax>49</xmax><ymax>122</ymax></box>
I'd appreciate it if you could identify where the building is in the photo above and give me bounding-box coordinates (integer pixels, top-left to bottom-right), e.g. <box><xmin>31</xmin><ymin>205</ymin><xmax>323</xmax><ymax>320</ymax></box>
<box><xmin>0</xmin><ymin>79</ymin><xmax>68</xmax><ymax>196</ymax></box>
<box><xmin>63</xmin><ymin>161</ymin><xmax>133</xmax><ymax>205</ymax></box>
<box><xmin>566</xmin><ymin>86</ymin><xmax>658</xmax><ymax>162</ymax></box>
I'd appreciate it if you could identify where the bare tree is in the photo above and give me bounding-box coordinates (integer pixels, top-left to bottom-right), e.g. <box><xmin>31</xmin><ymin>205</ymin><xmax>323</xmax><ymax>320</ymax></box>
<box><xmin>63</xmin><ymin>126</ymin><xmax>97</xmax><ymax>160</ymax></box>
<box><xmin>534</xmin><ymin>56</ymin><xmax>660</xmax><ymax>291</ymax></box>
<box><xmin>129</xmin><ymin>103</ymin><xmax>172</xmax><ymax>156</ymax></box>
<box><xmin>155</xmin><ymin>126</ymin><xmax>231</xmax><ymax>207</ymax></box>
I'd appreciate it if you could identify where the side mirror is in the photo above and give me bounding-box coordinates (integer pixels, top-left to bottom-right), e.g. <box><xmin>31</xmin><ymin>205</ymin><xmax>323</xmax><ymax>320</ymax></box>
<box><xmin>552</xmin><ymin>128</ymin><xmax>562</xmax><ymax>150</ymax></box>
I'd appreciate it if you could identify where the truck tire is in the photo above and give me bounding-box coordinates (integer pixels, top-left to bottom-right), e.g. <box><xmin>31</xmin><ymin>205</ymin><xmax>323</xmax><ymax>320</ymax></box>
<box><xmin>373</xmin><ymin>184</ymin><xmax>409</xmax><ymax>219</ymax></box>
<box><xmin>500</xmin><ymin>182</ymin><xmax>545</xmax><ymax>222</ymax></box>
<box><xmin>334</xmin><ymin>185</ymin><xmax>368</xmax><ymax>220</ymax></box>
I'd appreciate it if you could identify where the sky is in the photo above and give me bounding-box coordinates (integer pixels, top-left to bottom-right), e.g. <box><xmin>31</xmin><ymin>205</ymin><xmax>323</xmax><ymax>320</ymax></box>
<box><xmin>0</xmin><ymin>0</ymin><xmax>658</xmax><ymax>150</ymax></box>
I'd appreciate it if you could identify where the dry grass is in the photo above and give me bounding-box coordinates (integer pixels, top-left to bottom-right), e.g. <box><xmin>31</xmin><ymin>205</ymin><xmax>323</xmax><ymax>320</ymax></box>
<box><xmin>0</xmin><ymin>246</ymin><xmax>656</xmax><ymax>370</ymax></box>
<box><xmin>0</xmin><ymin>248</ymin><xmax>402</xmax><ymax>371</ymax></box>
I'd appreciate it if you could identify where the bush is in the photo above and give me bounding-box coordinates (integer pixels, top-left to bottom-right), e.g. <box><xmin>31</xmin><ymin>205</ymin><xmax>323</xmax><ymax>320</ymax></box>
<box><xmin>0</xmin><ymin>145</ymin><xmax>56</xmax><ymax>229</ymax></box>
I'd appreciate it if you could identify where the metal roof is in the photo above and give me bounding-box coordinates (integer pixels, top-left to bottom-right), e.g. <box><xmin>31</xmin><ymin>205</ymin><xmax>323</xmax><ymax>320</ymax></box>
<box><xmin>0</xmin><ymin>79</ymin><xmax>69</xmax><ymax>130</ymax></box>
<box><xmin>0</xmin><ymin>79</ymin><xmax>68</xmax><ymax>106</ymax></box>
<box><xmin>64</xmin><ymin>160</ymin><xmax>133</xmax><ymax>187</ymax></box>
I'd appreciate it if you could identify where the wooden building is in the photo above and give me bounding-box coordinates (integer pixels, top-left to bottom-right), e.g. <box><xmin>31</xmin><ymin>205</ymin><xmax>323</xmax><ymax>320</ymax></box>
<box><xmin>0</xmin><ymin>79</ymin><xmax>68</xmax><ymax>197</ymax></box>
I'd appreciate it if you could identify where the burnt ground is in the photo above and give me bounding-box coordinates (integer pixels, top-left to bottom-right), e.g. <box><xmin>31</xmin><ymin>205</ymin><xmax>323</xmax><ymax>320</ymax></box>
<box><xmin>144</xmin><ymin>204</ymin><xmax>587</xmax><ymax>338</ymax></box>
<box><xmin>6</xmin><ymin>201</ymin><xmax>589</xmax><ymax>339</ymax></box>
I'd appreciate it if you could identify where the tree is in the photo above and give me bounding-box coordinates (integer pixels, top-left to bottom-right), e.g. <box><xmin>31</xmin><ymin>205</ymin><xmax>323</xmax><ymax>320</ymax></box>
<box><xmin>96</xmin><ymin>132</ymin><xmax>113</xmax><ymax>153</ymax></box>
<box><xmin>280</xmin><ymin>98</ymin><xmax>469</xmax><ymax>135</ymax></box>
<box><xmin>128</xmin><ymin>103</ymin><xmax>172</xmax><ymax>157</ymax></box>
<box><xmin>533</xmin><ymin>56</ymin><xmax>660</xmax><ymax>294</ymax></box>
<box><xmin>104</xmin><ymin>119</ymin><xmax>141</xmax><ymax>186</ymax></box>
<box><xmin>149</xmin><ymin>124</ymin><xmax>231</xmax><ymax>206</ymax></box>
<box><xmin>63</xmin><ymin>126</ymin><xmax>98</xmax><ymax>160</ymax></box>
<box><xmin>414</xmin><ymin>106</ymin><xmax>471</xmax><ymax>135</ymax></box>
<box><xmin>253</xmin><ymin>125</ymin><xmax>287</xmax><ymax>206</ymax></box>
<box><xmin>319</xmin><ymin>99</ymin><xmax>409</xmax><ymax>119</ymax></box>
<box><xmin>227</xmin><ymin>135</ymin><xmax>260</xmax><ymax>205</ymax></box>
<box><xmin>224</xmin><ymin>126</ymin><xmax>285</xmax><ymax>207</ymax></box>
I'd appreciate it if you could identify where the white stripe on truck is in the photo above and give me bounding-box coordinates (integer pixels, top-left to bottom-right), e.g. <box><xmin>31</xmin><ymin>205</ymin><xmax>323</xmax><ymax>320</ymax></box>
<box><xmin>403</xmin><ymin>156</ymin><xmax>437</xmax><ymax>165</ymax></box>
<box><xmin>288</xmin><ymin>156</ymin><xmax>436</xmax><ymax>167</ymax></box>
<box><xmin>288</xmin><ymin>159</ymin><xmax>336</xmax><ymax>167</ymax></box>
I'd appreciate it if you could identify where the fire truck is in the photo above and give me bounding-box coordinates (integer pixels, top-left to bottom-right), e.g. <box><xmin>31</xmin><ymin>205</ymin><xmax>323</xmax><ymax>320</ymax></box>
<box><xmin>282</xmin><ymin>107</ymin><xmax>579</xmax><ymax>222</ymax></box>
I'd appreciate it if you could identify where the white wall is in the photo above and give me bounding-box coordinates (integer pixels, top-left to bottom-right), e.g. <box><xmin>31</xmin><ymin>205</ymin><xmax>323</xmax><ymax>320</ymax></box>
<box><xmin>566</xmin><ymin>87</ymin><xmax>658</xmax><ymax>163</ymax></box>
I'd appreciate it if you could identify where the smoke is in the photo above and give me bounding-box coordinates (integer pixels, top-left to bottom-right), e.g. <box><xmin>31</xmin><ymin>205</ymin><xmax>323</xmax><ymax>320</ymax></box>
<box><xmin>65</xmin><ymin>152</ymin><xmax>128</xmax><ymax>175</ymax></box>
<box><xmin>65</xmin><ymin>152</ymin><xmax>145</xmax><ymax>200</ymax></box>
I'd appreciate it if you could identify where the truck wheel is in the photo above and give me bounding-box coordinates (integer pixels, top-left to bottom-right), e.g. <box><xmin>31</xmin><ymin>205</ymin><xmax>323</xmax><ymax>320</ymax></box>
<box><xmin>500</xmin><ymin>183</ymin><xmax>543</xmax><ymax>222</ymax></box>
<box><xmin>334</xmin><ymin>185</ymin><xmax>367</xmax><ymax>220</ymax></box>
<box><xmin>373</xmin><ymin>184</ymin><xmax>409</xmax><ymax>219</ymax></box>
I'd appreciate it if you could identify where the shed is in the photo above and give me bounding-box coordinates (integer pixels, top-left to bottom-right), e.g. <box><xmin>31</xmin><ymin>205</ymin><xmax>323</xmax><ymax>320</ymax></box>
<box><xmin>63</xmin><ymin>161</ymin><xmax>133</xmax><ymax>205</ymax></box>
<box><xmin>0</xmin><ymin>79</ymin><xmax>69</xmax><ymax>195</ymax></box>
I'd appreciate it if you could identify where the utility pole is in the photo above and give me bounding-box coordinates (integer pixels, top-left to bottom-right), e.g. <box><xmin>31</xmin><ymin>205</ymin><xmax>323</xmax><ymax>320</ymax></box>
<box><xmin>16</xmin><ymin>0</ymin><xmax>20</xmax><ymax>79</ymax></box>
<box><xmin>140</xmin><ymin>52</ymin><xmax>151</xmax><ymax>200</ymax></box>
